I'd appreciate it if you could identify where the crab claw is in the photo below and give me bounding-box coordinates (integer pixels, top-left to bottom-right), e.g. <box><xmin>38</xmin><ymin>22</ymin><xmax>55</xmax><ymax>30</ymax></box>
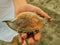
<box><xmin>2</xmin><ymin>20</ymin><xmax>18</xmax><ymax>32</ymax></box>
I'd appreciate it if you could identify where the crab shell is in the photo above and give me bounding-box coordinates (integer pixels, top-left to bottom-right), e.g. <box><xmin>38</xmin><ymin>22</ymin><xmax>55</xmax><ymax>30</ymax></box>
<box><xmin>3</xmin><ymin>12</ymin><xmax>44</xmax><ymax>32</ymax></box>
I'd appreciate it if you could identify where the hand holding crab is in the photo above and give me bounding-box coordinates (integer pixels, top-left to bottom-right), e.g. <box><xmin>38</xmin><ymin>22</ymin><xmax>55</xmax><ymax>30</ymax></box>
<box><xmin>4</xmin><ymin>0</ymin><xmax>52</xmax><ymax>45</ymax></box>
<box><xmin>14</xmin><ymin>3</ymin><xmax>52</xmax><ymax>45</ymax></box>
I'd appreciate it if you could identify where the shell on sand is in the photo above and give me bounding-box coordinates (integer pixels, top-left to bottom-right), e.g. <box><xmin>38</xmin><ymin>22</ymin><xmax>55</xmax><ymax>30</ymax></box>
<box><xmin>4</xmin><ymin>12</ymin><xmax>44</xmax><ymax>32</ymax></box>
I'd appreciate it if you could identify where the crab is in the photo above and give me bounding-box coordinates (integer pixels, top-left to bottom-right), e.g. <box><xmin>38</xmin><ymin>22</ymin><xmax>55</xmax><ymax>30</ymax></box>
<box><xmin>3</xmin><ymin>12</ymin><xmax>44</xmax><ymax>38</ymax></box>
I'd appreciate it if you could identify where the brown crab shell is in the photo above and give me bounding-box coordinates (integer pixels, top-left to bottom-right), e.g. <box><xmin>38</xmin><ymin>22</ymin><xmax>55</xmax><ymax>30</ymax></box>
<box><xmin>4</xmin><ymin>12</ymin><xmax>44</xmax><ymax>32</ymax></box>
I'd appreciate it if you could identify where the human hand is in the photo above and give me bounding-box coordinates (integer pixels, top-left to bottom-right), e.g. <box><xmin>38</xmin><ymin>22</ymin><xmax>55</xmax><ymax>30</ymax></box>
<box><xmin>13</xmin><ymin>2</ymin><xmax>51</xmax><ymax>45</ymax></box>
<box><xmin>18</xmin><ymin>32</ymin><xmax>41</xmax><ymax>45</ymax></box>
<box><xmin>14</xmin><ymin>4</ymin><xmax>52</xmax><ymax>21</ymax></box>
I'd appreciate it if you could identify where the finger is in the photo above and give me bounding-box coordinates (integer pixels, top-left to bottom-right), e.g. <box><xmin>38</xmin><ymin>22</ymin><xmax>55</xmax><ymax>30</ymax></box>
<box><xmin>22</xmin><ymin>40</ymin><xmax>26</xmax><ymax>45</ymax></box>
<box><xmin>18</xmin><ymin>33</ymin><xmax>27</xmax><ymax>43</ymax></box>
<box><xmin>34</xmin><ymin>32</ymin><xmax>41</xmax><ymax>41</ymax></box>
<box><xmin>27</xmin><ymin>37</ymin><xmax>35</xmax><ymax>45</ymax></box>
<box><xmin>28</xmin><ymin>4</ymin><xmax>51</xmax><ymax>19</ymax></box>
<box><xmin>18</xmin><ymin>33</ymin><xmax>24</xmax><ymax>43</ymax></box>
<box><xmin>21</xmin><ymin>33</ymin><xmax>27</xmax><ymax>39</ymax></box>
<box><xmin>34</xmin><ymin>6</ymin><xmax>51</xmax><ymax>19</ymax></box>
<box><xmin>48</xmin><ymin>18</ymin><xmax>52</xmax><ymax>22</ymax></box>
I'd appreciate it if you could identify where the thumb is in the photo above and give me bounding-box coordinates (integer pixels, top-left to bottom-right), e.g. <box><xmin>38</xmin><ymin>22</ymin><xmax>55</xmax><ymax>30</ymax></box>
<box><xmin>31</xmin><ymin>5</ymin><xmax>51</xmax><ymax>19</ymax></box>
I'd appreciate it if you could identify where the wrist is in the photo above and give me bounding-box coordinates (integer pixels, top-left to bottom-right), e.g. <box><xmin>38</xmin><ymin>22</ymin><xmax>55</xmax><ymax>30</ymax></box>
<box><xmin>13</xmin><ymin>0</ymin><xmax>28</xmax><ymax>16</ymax></box>
<box><xmin>13</xmin><ymin>0</ymin><xmax>27</xmax><ymax>7</ymax></box>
